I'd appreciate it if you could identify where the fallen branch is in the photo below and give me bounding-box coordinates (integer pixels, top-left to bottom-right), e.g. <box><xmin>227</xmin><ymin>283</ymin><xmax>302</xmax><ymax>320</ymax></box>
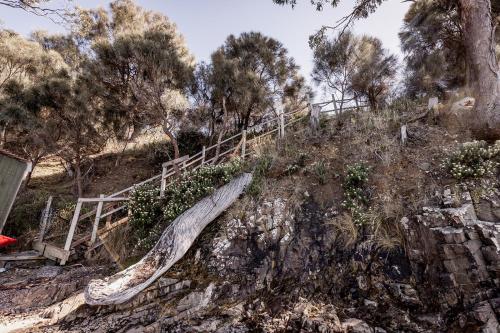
<box><xmin>84</xmin><ymin>172</ymin><xmax>253</xmax><ymax>306</ymax></box>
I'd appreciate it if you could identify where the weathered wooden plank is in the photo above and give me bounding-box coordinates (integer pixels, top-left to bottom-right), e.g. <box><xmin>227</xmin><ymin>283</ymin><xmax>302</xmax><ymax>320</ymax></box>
<box><xmin>33</xmin><ymin>242</ymin><xmax>70</xmax><ymax>262</ymax></box>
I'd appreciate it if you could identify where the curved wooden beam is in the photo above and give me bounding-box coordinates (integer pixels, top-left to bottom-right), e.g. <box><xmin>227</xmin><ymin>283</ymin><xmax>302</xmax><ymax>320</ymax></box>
<box><xmin>85</xmin><ymin>173</ymin><xmax>253</xmax><ymax>306</ymax></box>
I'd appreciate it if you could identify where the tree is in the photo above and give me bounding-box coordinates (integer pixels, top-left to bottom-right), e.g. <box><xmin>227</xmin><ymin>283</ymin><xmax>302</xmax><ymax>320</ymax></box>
<box><xmin>312</xmin><ymin>30</ymin><xmax>360</xmax><ymax>110</ymax></box>
<box><xmin>458</xmin><ymin>0</ymin><xmax>500</xmax><ymax>139</ymax></box>
<box><xmin>76</xmin><ymin>0</ymin><xmax>195</xmax><ymax>160</ymax></box>
<box><xmin>194</xmin><ymin>32</ymin><xmax>304</xmax><ymax>140</ymax></box>
<box><xmin>349</xmin><ymin>36</ymin><xmax>397</xmax><ymax>110</ymax></box>
<box><xmin>273</xmin><ymin>0</ymin><xmax>500</xmax><ymax>138</ymax></box>
<box><xmin>0</xmin><ymin>0</ymin><xmax>71</xmax><ymax>22</ymax></box>
<box><xmin>0</xmin><ymin>29</ymin><xmax>67</xmax><ymax>185</ymax></box>
<box><xmin>35</xmin><ymin>70</ymin><xmax>107</xmax><ymax>197</ymax></box>
<box><xmin>400</xmin><ymin>0</ymin><xmax>500</xmax><ymax>97</ymax></box>
<box><xmin>0</xmin><ymin>80</ymin><xmax>60</xmax><ymax>186</ymax></box>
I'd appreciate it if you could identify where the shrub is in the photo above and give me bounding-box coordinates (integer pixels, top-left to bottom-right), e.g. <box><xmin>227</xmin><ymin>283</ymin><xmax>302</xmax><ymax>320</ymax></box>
<box><xmin>443</xmin><ymin>140</ymin><xmax>500</xmax><ymax>180</ymax></box>
<box><xmin>128</xmin><ymin>158</ymin><xmax>243</xmax><ymax>252</ymax></box>
<box><xmin>247</xmin><ymin>154</ymin><xmax>273</xmax><ymax>197</ymax></box>
<box><xmin>342</xmin><ymin>163</ymin><xmax>371</xmax><ymax>226</ymax></box>
<box><xmin>313</xmin><ymin>159</ymin><xmax>327</xmax><ymax>185</ymax></box>
<box><xmin>145</xmin><ymin>129</ymin><xmax>208</xmax><ymax>168</ymax></box>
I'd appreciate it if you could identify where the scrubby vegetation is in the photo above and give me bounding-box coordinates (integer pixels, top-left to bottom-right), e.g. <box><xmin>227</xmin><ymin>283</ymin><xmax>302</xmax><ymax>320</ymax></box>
<box><xmin>443</xmin><ymin>140</ymin><xmax>500</xmax><ymax>180</ymax></box>
<box><xmin>341</xmin><ymin>162</ymin><xmax>371</xmax><ymax>226</ymax></box>
<box><xmin>128</xmin><ymin>159</ymin><xmax>243</xmax><ymax>253</ymax></box>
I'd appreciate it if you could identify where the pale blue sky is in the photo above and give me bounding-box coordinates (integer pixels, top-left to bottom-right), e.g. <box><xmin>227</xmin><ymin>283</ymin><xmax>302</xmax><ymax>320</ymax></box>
<box><xmin>0</xmin><ymin>0</ymin><xmax>410</xmax><ymax>88</ymax></box>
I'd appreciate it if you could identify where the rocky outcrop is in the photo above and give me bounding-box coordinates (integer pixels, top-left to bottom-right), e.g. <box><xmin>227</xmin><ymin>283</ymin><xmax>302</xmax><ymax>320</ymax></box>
<box><xmin>2</xmin><ymin>186</ymin><xmax>499</xmax><ymax>332</ymax></box>
<box><xmin>402</xmin><ymin>189</ymin><xmax>500</xmax><ymax>332</ymax></box>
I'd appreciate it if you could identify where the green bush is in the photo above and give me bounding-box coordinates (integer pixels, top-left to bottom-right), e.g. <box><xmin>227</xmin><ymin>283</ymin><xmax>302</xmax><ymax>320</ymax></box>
<box><xmin>145</xmin><ymin>130</ymin><xmax>208</xmax><ymax>168</ymax></box>
<box><xmin>313</xmin><ymin>159</ymin><xmax>327</xmax><ymax>185</ymax></box>
<box><xmin>128</xmin><ymin>158</ymin><xmax>243</xmax><ymax>252</ymax></box>
<box><xmin>443</xmin><ymin>140</ymin><xmax>500</xmax><ymax>180</ymax></box>
<box><xmin>341</xmin><ymin>163</ymin><xmax>371</xmax><ymax>226</ymax></box>
<box><xmin>247</xmin><ymin>154</ymin><xmax>273</xmax><ymax>197</ymax></box>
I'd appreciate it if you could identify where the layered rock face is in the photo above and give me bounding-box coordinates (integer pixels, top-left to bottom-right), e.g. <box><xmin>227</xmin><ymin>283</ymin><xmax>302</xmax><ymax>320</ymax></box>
<box><xmin>402</xmin><ymin>189</ymin><xmax>500</xmax><ymax>332</ymax></box>
<box><xmin>1</xmin><ymin>190</ymin><xmax>499</xmax><ymax>332</ymax></box>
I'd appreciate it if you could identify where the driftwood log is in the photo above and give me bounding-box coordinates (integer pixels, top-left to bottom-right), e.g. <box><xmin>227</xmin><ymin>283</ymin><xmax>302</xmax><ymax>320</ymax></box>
<box><xmin>84</xmin><ymin>173</ymin><xmax>253</xmax><ymax>306</ymax></box>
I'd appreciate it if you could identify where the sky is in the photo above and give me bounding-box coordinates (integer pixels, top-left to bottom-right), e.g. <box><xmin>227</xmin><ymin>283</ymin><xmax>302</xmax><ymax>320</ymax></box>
<box><xmin>0</xmin><ymin>0</ymin><xmax>410</xmax><ymax>93</ymax></box>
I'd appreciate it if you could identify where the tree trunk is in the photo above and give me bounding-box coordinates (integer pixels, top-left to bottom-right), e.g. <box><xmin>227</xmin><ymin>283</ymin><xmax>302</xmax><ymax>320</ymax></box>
<box><xmin>459</xmin><ymin>0</ymin><xmax>500</xmax><ymax>139</ymax></box>
<box><xmin>0</xmin><ymin>124</ymin><xmax>6</xmax><ymax>147</ymax></box>
<box><xmin>162</xmin><ymin>120</ymin><xmax>180</xmax><ymax>161</ymax></box>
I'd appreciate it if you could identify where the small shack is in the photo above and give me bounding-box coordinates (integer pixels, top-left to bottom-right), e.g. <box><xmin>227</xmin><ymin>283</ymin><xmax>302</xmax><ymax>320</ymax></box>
<box><xmin>0</xmin><ymin>149</ymin><xmax>32</xmax><ymax>234</ymax></box>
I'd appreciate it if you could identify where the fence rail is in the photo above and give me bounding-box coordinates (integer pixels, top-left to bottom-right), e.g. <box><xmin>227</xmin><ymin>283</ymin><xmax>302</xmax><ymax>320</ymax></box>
<box><xmin>37</xmin><ymin>96</ymin><xmax>366</xmax><ymax>264</ymax></box>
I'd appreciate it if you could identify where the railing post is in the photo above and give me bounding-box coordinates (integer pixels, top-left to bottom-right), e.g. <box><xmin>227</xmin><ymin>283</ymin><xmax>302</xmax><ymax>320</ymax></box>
<box><xmin>279</xmin><ymin>109</ymin><xmax>285</xmax><ymax>139</ymax></box>
<box><xmin>160</xmin><ymin>165</ymin><xmax>167</xmax><ymax>198</ymax></box>
<box><xmin>37</xmin><ymin>196</ymin><xmax>53</xmax><ymax>244</ymax></box>
<box><xmin>309</xmin><ymin>99</ymin><xmax>320</xmax><ymax>135</ymax></box>
<box><xmin>332</xmin><ymin>94</ymin><xmax>338</xmax><ymax>114</ymax></box>
<box><xmin>241</xmin><ymin>130</ymin><xmax>247</xmax><ymax>159</ymax></box>
<box><xmin>201</xmin><ymin>145</ymin><xmax>206</xmax><ymax>165</ymax></box>
<box><xmin>90</xmin><ymin>194</ymin><xmax>104</xmax><ymax>245</ymax></box>
<box><xmin>355</xmin><ymin>95</ymin><xmax>359</xmax><ymax>109</ymax></box>
<box><xmin>61</xmin><ymin>199</ymin><xmax>83</xmax><ymax>265</ymax></box>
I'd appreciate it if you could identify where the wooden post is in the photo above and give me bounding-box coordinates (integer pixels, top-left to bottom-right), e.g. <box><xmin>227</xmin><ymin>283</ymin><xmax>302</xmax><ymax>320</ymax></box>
<box><xmin>160</xmin><ymin>165</ymin><xmax>167</xmax><ymax>198</ymax></box>
<box><xmin>90</xmin><ymin>194</ymin><xmax>105</xmax><ymax>245</ymax></box>
<box><xmin>279</xmin><ymin>109</ymin><xmax>285</xmax><ymax>139</ymax></box>
<box><xmin>37</xmin><ymin>196</ymin><xmax>53</xmax><ymax>243</ymax></box>
<box><xmin>332</xmin><ymin>94</ymin><xmax>338</xmax><ymax>114</ymax></box>
<box><xmin>61</xmin><ymin>199</ymin><xmax>83</xmax><ymax>265</ymax></box>
<box><xmin>309</xmin><ymin>99</ymin><xmax>320</xmax><ymax>134</ymax></box>
<box><xmin>201</xmin><ymin>146</ymin><xmax>206</xmax><ymax>165</ymax></box>
<box><xmin>241</xmin><ymin>130</ymin><xmax>247</xmax><ymax>159</ymax></box>
<box><xmin>401</xmin><ymin>125</ymin><xmax>408</xmax><ymax>145</ymax></box>
<box><xmin>355</xmin><ymin>96</ymin><xmax>359</xmax><ymax>109</ymax></box>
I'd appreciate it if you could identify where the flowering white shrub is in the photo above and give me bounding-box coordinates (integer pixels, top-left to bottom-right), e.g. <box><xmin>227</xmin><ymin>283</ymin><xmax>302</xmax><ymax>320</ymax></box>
<box><xmin>128</xmin><ymin>158</ymin><xmax>243</xmax><ymax>252</ymax></box>
<box><xmin>341</xmin><ymin>163</ymin><xmax>371</xmax><ymax>226</ymax></box>
<box><xmin>443</xmin><ymin>141</ymin><xmax>500</xmax><ymax>180</ymax></box>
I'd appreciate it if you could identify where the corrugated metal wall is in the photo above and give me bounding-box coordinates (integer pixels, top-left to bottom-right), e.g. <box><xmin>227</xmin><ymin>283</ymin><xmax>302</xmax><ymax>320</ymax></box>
<box><xmin>0</xmin><ymin>155</ymin><xmax>28</xmax><ymax>233</ymax></box>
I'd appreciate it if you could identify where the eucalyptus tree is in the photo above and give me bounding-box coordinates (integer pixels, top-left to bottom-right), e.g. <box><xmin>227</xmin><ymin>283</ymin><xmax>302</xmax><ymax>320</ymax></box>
<box><xmin>400</xmin><ymin>0</ymin><xmax>500</xmax><ymax>97</ymax></box>
<box><xmin>312</xmin><ymin>31</ymin><xmax>360</xmax><ymax>110</ymax></box>
<box><xmin>312</xmin><ymin>31</ymin><xmax>396</xmax><ymax>110</ymax></box>
<box><xmin>196</xmin><ymin>32</ymin><xmax>304</xmax><ymax>138</ymax></box>
<box><xmin>273</xmin><ymin>0</ymin><xmax>500</xmax><ymax>138</ymax></box>
<box><xmin>76</xmin><ymin>0</ymin><xmax>195</xmax><ymax>160</ymax></box>
<box><xmin>349</xmin><ymin>36</ymin><xmax>398</xmax><ymax>110</ymax></box>
<box><xmin>34</xmin><ymin>70</ymin><xmax>107</xmax><ymax>197</ymax></box>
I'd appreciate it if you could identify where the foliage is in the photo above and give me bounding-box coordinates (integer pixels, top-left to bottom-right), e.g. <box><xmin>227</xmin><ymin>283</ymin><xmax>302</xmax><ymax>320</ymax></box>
<box><xmin>311</xmin><ymin>30</ymin><xmax>359</xmax><ymax>107</ymax></box>
<box><xmin>341</xmin><ymin>163</ymin><xmax>371</xmax><ymax>226</ymax></box>
<box><xmin>312</xmin><ymin>159</ymin><xmax>327</xmax><ymax>185</ymax></box>
<box><xmin>128</xmin><ymin>159</ymin><xmax>243</xmax><ymax>252</ymax></box>
<box><xmin>443</xmin><ymin>141</ymin><xmax>500</xmax><ymax>180</ymax></box>
<box><xmin>400</xmin><ymin>1</ymin><xmax>500</xmax><ymax>97</ymax></box>
<box><xmin>247</xmin><ymin>154</ymin><xmax>274</xmax><ymax>197</ymax></box>
<box><xmin>312</xmin><ymin>31</ymin><xmax>397</xmax><ymax>111</ymax></box>
<box><xmin>76</xmin><ymin>0</ymin><xmax>195</xmax><ymax>159</ymax></box>
<box><xmin>145</xmin><ymin>129</ymin><xmax>208</xmax><ymax>168</ymax></box>
<box><xmin>193</xmin><ymin>32</ymin><xmax>306</xmax><ymax>137</ymax></box>
<box><xmin>349</xmin><ymin>36</ymin><xmax>397</xmax><ymax>110</ymax></box>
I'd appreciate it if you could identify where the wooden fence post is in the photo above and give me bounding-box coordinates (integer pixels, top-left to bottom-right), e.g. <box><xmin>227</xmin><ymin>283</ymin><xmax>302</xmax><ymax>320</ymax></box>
<box><xmin>160</xmin><ymin>165</ymin><xmax>167</xmax><ymax>198</ymax></box>
<box><xmin>279</xmin><ymin>109</ymin><xmax>285</xmax><ymax>139</ymax></box>
<box><xmin>61</xmin><ymin>199</ymin><xmax>83</xmax><ymax>265</ymax></box>
<box><xmin>201</xmin><ymin>146</ymin><xmax>206</xmax><ymax>165</ymax></box>
<box><xmin>401</xmin><ymin>125</ymin><xmax>408</xmax><ymax>145</ymax></box>
<box><xmin>309</xmin><ymin>101</ymin><xmax>320</xmax><ymax>134</ymax></box>
<box><xmin>241</xmin><ymin>130</ymin><xmax>247</xmax><ymax>159</ymax></box>
<box><xmin>90</xmin><ymin>194</ymin><xmax>105</xmax><ymax>245</ymax></box>
<box><xmin>355</xmin><ymin>96</ymin><xmax>359</xmax><ymax>109</ymax></box>
<box><xmin>37</xmin><ymin>196</ymin><xmax>53</xmax><ymax>243</ymax></box>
